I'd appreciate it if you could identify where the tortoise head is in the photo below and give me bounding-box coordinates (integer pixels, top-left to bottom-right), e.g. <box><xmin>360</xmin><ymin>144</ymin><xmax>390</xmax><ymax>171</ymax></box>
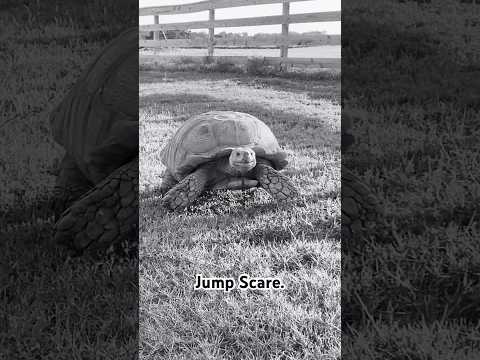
<box><xmin>228</xmin><ymin>147</ymin><xmax>256</xmax><ymax>175</ymax></box>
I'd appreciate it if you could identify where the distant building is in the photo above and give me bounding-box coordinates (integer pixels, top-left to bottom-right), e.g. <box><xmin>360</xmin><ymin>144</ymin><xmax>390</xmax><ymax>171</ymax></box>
<box><xmin>140</xmin><ymin>29</ymin><xmax>191</xmax><ymax>40</ymax></box>
<box><xmin>164</xmin><ymin>30</ymin><xmax>191</xmax><ymax>39</ymax></box>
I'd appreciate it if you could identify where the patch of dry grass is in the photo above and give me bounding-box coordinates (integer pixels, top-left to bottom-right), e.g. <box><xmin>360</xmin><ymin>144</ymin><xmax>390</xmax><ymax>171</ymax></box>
<box><xmin>139</xmin><ymin>71</ymin><xmax>340</xmax><ymax>359</ymax></box>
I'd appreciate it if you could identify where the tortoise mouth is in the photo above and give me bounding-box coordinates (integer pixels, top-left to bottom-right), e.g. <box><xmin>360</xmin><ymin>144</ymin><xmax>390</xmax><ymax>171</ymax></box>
<box><xmin>231</xmin><ymin>159</ymin><xmax>255</xmax><ymax>166</ymax></box>
<box><xmin>230</xmin><ymin>160</ymin><xmax>256</xmax><ymax>171</ymax></box>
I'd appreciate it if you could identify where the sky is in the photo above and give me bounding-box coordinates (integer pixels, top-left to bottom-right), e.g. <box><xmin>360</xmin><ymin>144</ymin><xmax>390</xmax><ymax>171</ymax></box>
<box><xmin>139</xmin><ymin>0</ymin><xmax>341</xmax><ymax>35</ymax></box>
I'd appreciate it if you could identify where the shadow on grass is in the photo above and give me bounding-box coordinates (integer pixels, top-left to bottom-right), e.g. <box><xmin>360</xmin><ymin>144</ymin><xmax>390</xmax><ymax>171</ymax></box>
<box><xmin>140</xmin><ymin>93</ymin><xmax>221</xmax><ymax>110</ymax></box>
<box><xmin>140</xmin><ymin>91</ymin><xmax>339</xmax><ymax>150</ymax></box>
<box><xmin>140</xmin><ymin>70</ymin><xmax>341</xmax><ymax>103</ymax></box>
<box><xmin>140</xmin><ymin>70</ymin><xmax>237</xmax><ymax>84</ymax></box>
<box><xmin>0</xmin><ymin>196</ymin><xmax>53</xmax><ymax>228</ymax></box>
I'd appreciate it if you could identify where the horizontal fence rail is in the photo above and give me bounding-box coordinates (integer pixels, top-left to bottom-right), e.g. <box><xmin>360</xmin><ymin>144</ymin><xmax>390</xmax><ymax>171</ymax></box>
<box><xmin>140</xmin><ymin>0</ymin><xmax>312</xmax><ymax>16</ymax></box>
<box><xmin>139</xmin><ymin>0</ymin><xmax>341</xmax><ymax>69</ymax></box>
<box><xmin>141</xmin><ymin>12</ymin><xmax>340</xmax><ymax>31</ymax></box>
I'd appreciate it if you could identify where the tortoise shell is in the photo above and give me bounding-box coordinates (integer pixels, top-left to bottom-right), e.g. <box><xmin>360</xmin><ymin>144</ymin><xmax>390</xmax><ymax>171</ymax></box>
<box><xmin>50</xmin><ymin>28</ymin><xmax>138</xmax><ymax>184</ymax></box>
<box><xmin>161</xmin><ymin>111</ymin><xmax>288</xmax><ymax>181</ymax></box>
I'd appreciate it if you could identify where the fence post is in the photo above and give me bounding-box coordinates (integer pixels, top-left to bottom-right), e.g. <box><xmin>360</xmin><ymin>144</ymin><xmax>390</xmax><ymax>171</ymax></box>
<box><xmin>280</xmin><ymin>1</ymin><xmax>290</xmax><ymax>71</ymax></box>
<box><xmin>153</xmin><ymin>15</ymin><xmax>160</xmax><ymax>41</ymax></box>
<box><xmin>208</xmin><ymin>8</ymin><xmax>215</xmax><ymax>57</ymax></box>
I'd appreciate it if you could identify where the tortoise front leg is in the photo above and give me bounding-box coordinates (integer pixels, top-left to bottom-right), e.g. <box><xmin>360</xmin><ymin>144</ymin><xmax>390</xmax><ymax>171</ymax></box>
<box><xmin>160</xmin><ymin>165</ymin><xmax>211</xmax><ymax>211</ymax></box>
<box><xmin>54</xmin><ymin>157</ymin><xmax>138</xmax><ymax>256</ymax></box>
<box><xmin>53</xmin><ymin>154</ymin><xmax>92</xmax><ymax>221</ymax></box>
<box><xmin>159</xmin><ymin>170</ymin><xmax>178</xmax><ymax>196</ymax></box>
<box><xmin>341</xmin><ymin>165</ymin><xmax>381</xmax><ymax>240</ymax></box>
<box><xmin>253</xmin><ymin>161</ymin><xmax>299</xmax><ymax>202</ymax></box>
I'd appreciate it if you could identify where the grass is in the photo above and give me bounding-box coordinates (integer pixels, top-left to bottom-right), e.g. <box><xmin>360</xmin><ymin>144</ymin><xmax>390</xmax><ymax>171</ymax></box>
<box><xmin>342</xmin><ymin>0</ymin><xmax>480</xmax><ymax>358</ymax></box>
<box><xmin>139</xmin><ymin>53</ymin><xmax>341</xmax><ymax>82</ymax></box>
<box><xmin>0</xmin><ymin>7</ymin><xmax>137</xmax><ymax>359</ymax></box>
<box><xmin>139</xmin><ymin>70</ymin><xmax>341</xmax><ymax>358</ymax></box>
<box><xmin>1</xmin><ymin>226</ymin><xmax>138</xmax><ymax>359</ymax></box>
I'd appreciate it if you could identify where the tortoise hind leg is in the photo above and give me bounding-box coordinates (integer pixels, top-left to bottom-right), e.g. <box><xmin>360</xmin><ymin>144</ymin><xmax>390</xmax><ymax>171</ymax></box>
<box><xmin>254</xmin><ymin>161</ymin><xmax>299</xmax><ymax>202</ymax></box>
<box><xmin>54</xmin><ymin>157</ymin><xmax>138</xmax><ymax>256</ymax></box>
<box><xmin>53</xmin><ymin>154</ymin><xmax>92</xmax><ymax>220</ymax></box>
<box><xmin>161</xmin><ymin>165</ymin><xmax>211</xmax><ymax>211</ymax></box>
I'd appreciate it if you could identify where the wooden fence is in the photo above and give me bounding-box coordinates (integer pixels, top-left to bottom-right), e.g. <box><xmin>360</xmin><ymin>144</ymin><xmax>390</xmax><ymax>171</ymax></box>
<box><xmin>139</xmin><ymin>0</ymin><xmax>340</xmax><ymax>69</ymax></box>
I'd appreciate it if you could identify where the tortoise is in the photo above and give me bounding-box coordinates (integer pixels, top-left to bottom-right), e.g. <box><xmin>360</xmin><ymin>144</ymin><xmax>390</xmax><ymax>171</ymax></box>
<box><xmin>159</xmin><ymin>111</ymin><xmax>299</xmax><ymax>210</ymax></box>
<box><xmin>50</xmin><ymin>28</ymin><xmax>138</xmax><ymax>255</ymax></box>
<box><xmin>341</xmin><ymin>108</ymin><xmax>381</xmax><ymax>240</ymax></box>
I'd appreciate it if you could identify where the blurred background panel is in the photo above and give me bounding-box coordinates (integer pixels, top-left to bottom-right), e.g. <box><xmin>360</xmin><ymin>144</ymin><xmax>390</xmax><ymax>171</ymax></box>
<box><xmin>0</xmin><ymin>2</ymin><xmax>139</xmax><ymax>359</ymax></box>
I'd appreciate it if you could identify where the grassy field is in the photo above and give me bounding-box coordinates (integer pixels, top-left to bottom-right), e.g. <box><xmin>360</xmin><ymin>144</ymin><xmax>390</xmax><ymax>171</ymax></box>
<box><xmin>0</xmin><ymin>8</ymin><xmax>138</xmax><ymax>359</ymax></box>
<box><xmin>342</xmin><ymin>0</ymin><xmax>480</xmax><ymax>358</ymax></box>
<box><xmin>139</xmin><ymin>69</ymin><xmax>341</xmax><ymax>358</ymax></box>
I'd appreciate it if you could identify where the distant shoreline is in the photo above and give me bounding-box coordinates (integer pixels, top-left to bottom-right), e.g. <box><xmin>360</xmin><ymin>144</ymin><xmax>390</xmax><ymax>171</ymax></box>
<box><xmin>140</xmin><ymin>45</ymin><xmax>341</xmax><ymax>59</ymax></box>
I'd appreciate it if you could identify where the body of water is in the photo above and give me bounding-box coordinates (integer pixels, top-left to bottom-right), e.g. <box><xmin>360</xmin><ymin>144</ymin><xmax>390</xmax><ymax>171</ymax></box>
<box><xmin>142</xmin><ymin>45</ymin><xmax>341</xmax><ymax>58</ymax></box>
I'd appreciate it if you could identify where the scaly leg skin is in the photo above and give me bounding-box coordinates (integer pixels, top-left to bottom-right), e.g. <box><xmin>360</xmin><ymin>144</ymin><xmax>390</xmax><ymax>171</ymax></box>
<box><xmin>341</xmin><ymin>165</ymin><xmax>380</xmax><ymax>240</ymax></box>
<box><xmin>54</xmin><ymin>157</ymin><xmax>138</xmax><ymax>257</ymax></box>
<box><xmin>53</xmin><ymin>154</ymin><xmax>92</xmax><ymax>221</ymax></box>
<box><xmin>159</xmin><ymin>170</ymin><xmax>178</xmax><ymax>196</ymax></box>
<box><xmin>161</xmin><ymin>166</ymin><xmax>210</xmax><ymax>211</ymax></box>
<box><xmin>254</xmin><ymin>163</ymin><xmax>299</xmax><ymax>202</ymax></box>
